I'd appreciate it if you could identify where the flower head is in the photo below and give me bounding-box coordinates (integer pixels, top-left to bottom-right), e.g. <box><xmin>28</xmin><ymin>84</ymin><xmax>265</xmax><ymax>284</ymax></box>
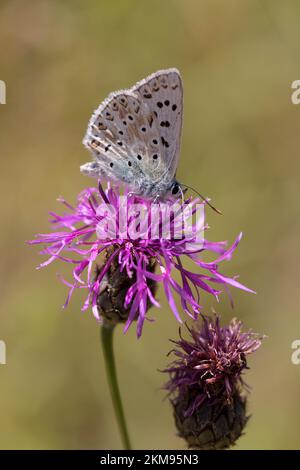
<box><xmin>164</xmin><ymin>315</ymin><xmax>262</xmax><ymax>414</ymax></box>
<box><xmin>29</xmin><ymin>183</ymin><xmax>253</xmax><ymax>337</ymax></box>
<box><xmin>163</xmin><ymin>315</ymin><xmax>263</xmax><ymax>449</ymax></box>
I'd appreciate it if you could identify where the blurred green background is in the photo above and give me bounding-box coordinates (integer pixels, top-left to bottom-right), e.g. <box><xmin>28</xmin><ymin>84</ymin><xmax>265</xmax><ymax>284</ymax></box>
<box><xmin>0</xmin><ymin>0</ymin><xmax>300</xmax><ymax>450</ymax></box>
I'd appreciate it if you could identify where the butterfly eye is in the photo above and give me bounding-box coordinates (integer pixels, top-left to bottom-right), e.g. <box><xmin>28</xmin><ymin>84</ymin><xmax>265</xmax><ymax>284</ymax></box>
<box><xmin>171</xmin><ymin>183</ymin><xmax>180</xmax><ymax>195</ymax></box>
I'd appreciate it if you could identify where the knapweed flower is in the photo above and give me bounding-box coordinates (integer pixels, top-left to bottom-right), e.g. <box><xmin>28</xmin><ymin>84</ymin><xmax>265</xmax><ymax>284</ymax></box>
<box><xmin>29</xmin><ymin>183</ymin><xmax>253</xmax><ymax>337</ymax></box>
<box><xmin>163</xmin><ymin>315</ymin><xmax>263</xmax><ymax>449</ymax></box>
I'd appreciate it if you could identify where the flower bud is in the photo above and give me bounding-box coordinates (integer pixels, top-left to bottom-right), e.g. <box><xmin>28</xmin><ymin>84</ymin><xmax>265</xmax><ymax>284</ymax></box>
<box><xmin>163</xmin><ymin>315</ymin><xmax>263</xmax><ymax>449</ymax></box>
<box><xmin>173</xmin><ymin>388</ymin><xmax>247</xmax><ymax>449</ymax></box>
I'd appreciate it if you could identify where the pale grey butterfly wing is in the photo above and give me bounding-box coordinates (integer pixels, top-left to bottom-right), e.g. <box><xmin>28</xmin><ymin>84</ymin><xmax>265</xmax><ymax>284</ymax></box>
<box><xmin>131</xmin><ymin>68</ymin><xmax>183</xmax><ymax>180</ymax></box>
<box><xmin>82</xmin><ymin>90</ymin><xmax>167</xmax><ymax>190</ymax></box>
<box><xmin>82</xmin><ymin>68</ymin><xmax>183</xmax><ymax>198</ymax></box>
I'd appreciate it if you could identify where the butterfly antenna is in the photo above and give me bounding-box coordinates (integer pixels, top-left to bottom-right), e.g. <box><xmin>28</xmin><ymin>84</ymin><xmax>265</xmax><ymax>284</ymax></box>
<box><xmin>178</xmin><ymin>184</ymin><xmax>185</xmax><ymax>206</ymax></box>
<box><xmin>180</xmin><ymin>183</ymin><xmax>222</xmax><ymax>215</ymax></box>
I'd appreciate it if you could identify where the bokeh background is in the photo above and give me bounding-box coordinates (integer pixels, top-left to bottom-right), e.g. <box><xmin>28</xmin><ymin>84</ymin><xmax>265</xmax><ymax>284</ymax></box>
<box><xmin>0</xmin><ymin>0</ymin><xmax>300</xmax><ymax>450</ymax></box>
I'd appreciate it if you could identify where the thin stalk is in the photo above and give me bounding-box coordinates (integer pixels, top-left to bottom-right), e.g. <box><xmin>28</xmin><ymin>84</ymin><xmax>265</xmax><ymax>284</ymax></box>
<box><xmin>101</xmin><ymin>325</ymin><xmax>132</xmax><ymax>450</ymax></box>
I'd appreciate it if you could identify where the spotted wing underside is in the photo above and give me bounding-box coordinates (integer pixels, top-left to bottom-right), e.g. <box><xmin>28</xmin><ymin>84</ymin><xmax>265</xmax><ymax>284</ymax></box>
<box><xmin>81</xmin><ymin>68</ymin><xmax>183</xmax><ymax>192</ymax></box>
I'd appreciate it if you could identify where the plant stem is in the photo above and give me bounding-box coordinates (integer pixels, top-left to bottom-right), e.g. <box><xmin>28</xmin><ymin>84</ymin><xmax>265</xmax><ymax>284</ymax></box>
<box><xmin>101</xmin><ymin>324</ymin><xmax>132</xmax><ymax>450</ymax></box>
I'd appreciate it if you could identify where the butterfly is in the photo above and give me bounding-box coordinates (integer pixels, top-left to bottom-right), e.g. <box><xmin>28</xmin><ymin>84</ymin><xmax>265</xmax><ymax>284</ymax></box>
<box><xmin>81</xmin><ymin>68</ymin><xmax>183</xmax><ymax>200</ymax></box>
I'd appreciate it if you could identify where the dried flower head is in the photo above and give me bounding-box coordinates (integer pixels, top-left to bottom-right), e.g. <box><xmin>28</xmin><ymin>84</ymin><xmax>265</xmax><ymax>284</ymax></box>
<box><xmin>30</xmin><ymin>183</ymin><xmax>252</xmax><ymax>337</ymax></box>
<box><xmin>163</xmin><ymin>315</ymin><xmax>263</xmax><ymax>449</ymax></box>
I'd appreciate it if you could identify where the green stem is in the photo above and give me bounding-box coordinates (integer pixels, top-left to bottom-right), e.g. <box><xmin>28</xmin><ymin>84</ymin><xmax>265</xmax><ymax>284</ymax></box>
<box><xmin>101</xmin><ymin>325</ymin><xmax>132</xmax><ymax>450</ymax></box>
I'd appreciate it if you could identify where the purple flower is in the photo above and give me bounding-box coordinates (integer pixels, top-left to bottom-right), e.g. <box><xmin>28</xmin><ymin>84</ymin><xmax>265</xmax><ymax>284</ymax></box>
<box><xmin>29</xmin><ymin>183</ymin><xmax>253</xmax><ymax>337</ymax></box>
<box><xmin>164</xmin><ymin>315</ymin><xmax>263</xmax><ymax>416</ymax></box>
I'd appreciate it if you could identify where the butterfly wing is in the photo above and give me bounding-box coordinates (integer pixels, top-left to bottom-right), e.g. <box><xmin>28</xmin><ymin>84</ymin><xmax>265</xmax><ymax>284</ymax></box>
<box><xmin>82</xmin><ymin>89</ymin><xmax>168</xmax><ymax>192</ymax></box>
<box><xmin>131</xmin><ymin>68</ymin><xmax>183</xmax><ymax>180</ymax></box>
<box><xmin>82</xmin><ymin>69</ymin><xmax>183</xmax><ymax>196</ymax></box>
